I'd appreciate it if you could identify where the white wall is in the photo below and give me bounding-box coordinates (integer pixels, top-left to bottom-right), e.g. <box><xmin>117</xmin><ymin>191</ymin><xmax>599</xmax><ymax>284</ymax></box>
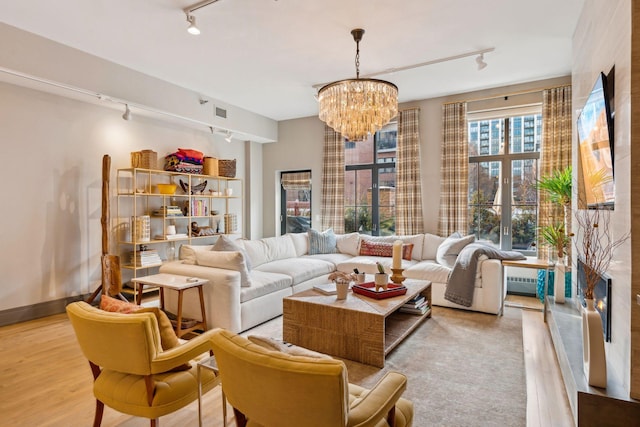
<box><xmin>573</xmin><ymin>0</ymin><xmax>634</xmax><ymax>395</ymax></box>
<box><xmin>0</xmin><ymin>82</ymin><xmax>246</xmax><ymax>312</ymax></box>
<box><xmin>264</xmin><ymin>76</ymin><xmax>571</xmax><ymax>238</ymax></box>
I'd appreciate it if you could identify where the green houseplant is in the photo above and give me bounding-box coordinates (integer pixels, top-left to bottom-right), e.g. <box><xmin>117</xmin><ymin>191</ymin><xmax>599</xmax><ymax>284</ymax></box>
<box><xmin>537</xmin><ymin>166</ymin><xmax>573</xmax><ymax>259</ymax></box>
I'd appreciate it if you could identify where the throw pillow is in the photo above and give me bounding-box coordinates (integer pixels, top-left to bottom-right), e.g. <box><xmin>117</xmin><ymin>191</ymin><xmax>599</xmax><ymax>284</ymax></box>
<box><xmin>436</xmin><ymin>233</ymin><xmax>476</xmax><ymax>268</ymax></box>
<box><xmin>359</xmin><ymin>240</ymin><xmax>414</xmax><ymax>261</ymax></box>
<box><xmin>135</xmin><ymin>307</ymin><xmax>180</xmax><ymax>350</ymax></box>
<box><xmin>308</xmin><ymin>228</ymin><xmax>338</xmax><ymax>255</ymax></box>
<box><xmin>213</xmin><ymin>235</ymin><xmax>253</xmax><ymax>270</ymax></box>
<box><xmin>247</xmin><ymin>335</ymin><xmax>333</xmax><ymax>360</ymax></box>
<box><xmin>196</xmin><ymin>250</ymin><xmax>252</xmax><ymax>287</ymax></box>
<box><xmin>99</xmin><ymin>294</ymin><xmax>141</xmax><ymax>313</ymax></box>
<box><xmin>179</xmin><ymin>244</ymin><xmax>214</xmax><ymax>265</ymax></box>
<box><xmin>336</xmin><ymin>232</ymin><xmax>360</xmax><ymax>256</ymax></box>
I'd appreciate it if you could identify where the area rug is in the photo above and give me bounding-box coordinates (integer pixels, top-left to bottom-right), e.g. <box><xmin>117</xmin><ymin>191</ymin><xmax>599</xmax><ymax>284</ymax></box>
<box><xmin>243</xmin><ymin>305</ymin><xmax>526</xmax><ymax>426</ymax></box>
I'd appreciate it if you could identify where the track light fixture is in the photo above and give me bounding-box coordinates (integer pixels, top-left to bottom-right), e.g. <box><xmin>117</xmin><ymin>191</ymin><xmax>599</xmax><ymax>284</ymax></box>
<box><xmin>224</xmin><ymin>131</ymin><xmax>233</xmax><ymax>143</ymax></box>
<box><xmin>183</xmin><ymin>0</ymin><xmax>222</xmax><ymax>35</ymax></box>
<box><xmin>122</xmin><ymin>104</ymin><xmax>132</xmax><ymax>121</ymax></box>
<box><xmin>186</xmin><ymin>14</ymin><xmax>200</xmax><ymax>35</ymax></box>
<box><xmin>476</xmin><ymin>53</ymin><xmax>487</xmax><ymax>71</ymax></box>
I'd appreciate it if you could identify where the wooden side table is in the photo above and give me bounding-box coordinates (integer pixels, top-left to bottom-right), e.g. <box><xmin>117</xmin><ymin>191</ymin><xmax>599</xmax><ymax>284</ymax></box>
<box><xmin>131</xmin><ymin>273</ymin><xmax>209</xmax><ymax>337</ymax></box>
<box><xmin>502</xmin><ymin>258</ymin><xmax>553</xmax><ymax>321</ymax></box>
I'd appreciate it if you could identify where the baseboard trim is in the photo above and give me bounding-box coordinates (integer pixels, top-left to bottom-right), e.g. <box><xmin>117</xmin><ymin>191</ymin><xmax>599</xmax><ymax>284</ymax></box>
<box><xmin>0</xmin><ymin>294</ymin><xmax>90</xmax><ymax>327</ymax></box>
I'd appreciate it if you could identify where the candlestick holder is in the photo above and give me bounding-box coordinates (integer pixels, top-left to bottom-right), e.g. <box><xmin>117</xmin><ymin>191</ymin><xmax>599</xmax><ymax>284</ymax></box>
<box><xmin>390</xmin><ymin>268</ymin><xmax>405</xmax><ymax>285</ymax></box>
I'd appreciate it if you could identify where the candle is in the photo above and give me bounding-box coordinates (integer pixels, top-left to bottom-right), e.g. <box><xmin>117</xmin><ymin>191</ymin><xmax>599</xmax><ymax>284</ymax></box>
<box><xmin>392</xmin><ymin>240</ymin><xmax>402</xmax><ymax>269</ymax></box>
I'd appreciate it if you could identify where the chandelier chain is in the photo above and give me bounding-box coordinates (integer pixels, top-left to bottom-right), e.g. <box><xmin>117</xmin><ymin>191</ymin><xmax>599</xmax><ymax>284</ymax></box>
<box><xmin>355</xmin><ymin>39</ymin><xmax>360</xmax><ymax>79</ymax></box>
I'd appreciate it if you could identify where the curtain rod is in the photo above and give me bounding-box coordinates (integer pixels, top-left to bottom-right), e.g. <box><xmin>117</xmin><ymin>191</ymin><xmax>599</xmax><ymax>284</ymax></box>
<box><xmin>442</xmin><ymin>83</ymin><xmax>571</xmax><ymax>106</ymax></box>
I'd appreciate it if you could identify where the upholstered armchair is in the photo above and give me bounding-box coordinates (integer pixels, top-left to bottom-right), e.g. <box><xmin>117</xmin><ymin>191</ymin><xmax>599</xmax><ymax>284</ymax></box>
<box><xmin>66</xmin><ymin>301</ymin><xmax>219</xmax><ymax>427</ymax></box>
<box><xmin>209</xmin><ymin>329</ymin><xmax>414</xmax><ymax>427</ymax></box>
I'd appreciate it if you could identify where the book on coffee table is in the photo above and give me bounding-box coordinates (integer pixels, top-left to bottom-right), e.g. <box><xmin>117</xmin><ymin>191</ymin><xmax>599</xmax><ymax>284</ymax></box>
<box><xmin>312</xmin><ymin>283</ymin><xmax>337</xmax><ymax>295</ymax></box>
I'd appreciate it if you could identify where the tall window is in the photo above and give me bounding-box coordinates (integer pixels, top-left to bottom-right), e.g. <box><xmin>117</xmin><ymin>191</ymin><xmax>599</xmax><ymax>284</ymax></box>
<box><xmin>280</xmin><ymin>170</ymin><xmax>311</xmax><ymax>234</ymax></box>
<box><xmin>468</xmin><ymin>113</ymin><xmax>542</xmax><ymax>252</ymax></box>
<box><xmin>344</xmin><ymin>122</ymin><xmax>397</xmax><ymax>235</ymax></box>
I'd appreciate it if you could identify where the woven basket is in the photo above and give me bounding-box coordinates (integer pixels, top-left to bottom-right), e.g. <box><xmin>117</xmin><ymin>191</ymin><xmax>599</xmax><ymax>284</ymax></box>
<box><xmin>218</xmin><ymin>159</ymin><xmax>236</xmax><ymax>178</ymax></box>
<box><xmin>203</xmin><ymin>157</ymin><xmax>219</xmax><ymax>176</ymax></box>
<box><xmin>131</xmin><ymin>150</ymin><xmax>158</xmax><ymax>169</ymax></box>
<box><xmin>224</xmin><ymin>213</ymin><xmax>237</xmax><ymax>234</ymax></box>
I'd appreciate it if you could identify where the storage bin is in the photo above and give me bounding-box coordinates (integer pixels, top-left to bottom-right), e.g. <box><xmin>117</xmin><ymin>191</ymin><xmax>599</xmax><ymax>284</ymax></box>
<box><xmin>131</xmin><ymin>150</ymin><xmax>158</xmax><ymax>169</ymax></box>
<box><xmin>218</xmin><ymin>159</ymin><xmax>236</xmax><ymax>178</ymax></box>
<box><xmin>203</xmin><ymin>157</ymin><xmax>219</xmax><ymax>176</ymax></box>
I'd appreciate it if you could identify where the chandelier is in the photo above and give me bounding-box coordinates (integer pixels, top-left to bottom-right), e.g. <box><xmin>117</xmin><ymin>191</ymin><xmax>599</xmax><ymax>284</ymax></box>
<box><xmin>318</xmin><ymin>28</ymin><xmax>398</xmax><ymax>142</ymax></box>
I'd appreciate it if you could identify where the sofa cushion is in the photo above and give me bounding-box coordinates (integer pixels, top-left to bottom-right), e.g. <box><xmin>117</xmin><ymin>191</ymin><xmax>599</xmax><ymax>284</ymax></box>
<box><xmin>436</xmin><ymin>233</ymin><xmax>476</xmax><ymax>268</ymax></box>
<box><xmin>255</xmin><ymin>258</ymin><xmax>335</xmax><ymax>286</ymax></box>
<box><xmin>179</xmin><ymin>244</ymin><xmax>214</xmax><ymax>265</ymax></box>
<box><xmin>423</xmin><ymin>233</ymin><xmax>446</xmax><ymax>260</ymax></box>
<box><xmin>196</xmin><ymin>251</ymin><xmax>252</xmax><ymax>287</ymax></box>
<box><xmin>287</xmin><ymin>232</ymin><xmax>309</xmax><ymax>257</ymax></box>
<box><xmin>213</xmin><ymin>235</ymin><xmax>252</xmax><ymax>270</ymax></box>
<box><xmin>404</xmin><ymin>261</ymin><xmax>453</xmax><ymax>284</ymax></box>
<box><xmin>241</xmin><ymin>270</ymin><xmax>292</xmax><ymax>303</ymax></box>
<box><xmin>308</xmin><ymin>228</ymin><xmax>338</xmax><ymax>254</ymax></box>
<box><xmin>303</xmin><ymin>253</ymin><xmax>353</xmax><ymax>267</ymax></box>
<box><xmin>358</xmin><ymin>240</ymin><xmax>413</xmax><ymax>261</ymax></box>
<box><xmin>239</xmin><ymin>235</ymin><xmax>297</xmax><ymax>267</ymax></box>
<box><xmin>337</xmin><ymin>256</ymin><xmax>418</xmax><ymax>275</ymax></box>
<box><xmin>336</xmin><ymin>232</ymin><xmax>360</xmax><ymax>256</ymax></box>
<box><xmin>359</xmin><ymin>234</ymin><xmax>424</xmax><ymax>260</ymax></box>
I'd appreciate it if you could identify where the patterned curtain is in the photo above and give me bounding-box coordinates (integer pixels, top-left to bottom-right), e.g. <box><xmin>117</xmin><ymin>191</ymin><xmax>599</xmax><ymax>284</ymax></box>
<box><xmin>438</xmin><ymin>102</ymin><xmax>468</xmax><ymax>236</ymax></box>
<box><xmin>539</xmin><ymin>85</ymin><xmax>572</xmax><ymax>252</ymax></box>
<box><xmin>320</xmin><ymin>125</ymin><xmax>345</xmax><ymax>233</ymax></box>
<box><xmin>396</xmin><ymin>108</ymin><xmax>424</xmax><ymax>235</ymax></box>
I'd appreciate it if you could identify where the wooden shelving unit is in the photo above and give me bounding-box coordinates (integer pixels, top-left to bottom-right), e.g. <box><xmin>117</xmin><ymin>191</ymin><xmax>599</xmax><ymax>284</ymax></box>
<box><xmin>115</xmin><ymin>167</ymin><xmax>243</xmax><ymax>299</ymax></box>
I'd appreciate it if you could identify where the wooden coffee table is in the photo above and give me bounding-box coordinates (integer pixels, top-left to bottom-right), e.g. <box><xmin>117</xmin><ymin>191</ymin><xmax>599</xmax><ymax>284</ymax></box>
<box><xmin>283</xmin><ymin>278</ymin><xmax>431</xmax><ymax>367</ymax></box>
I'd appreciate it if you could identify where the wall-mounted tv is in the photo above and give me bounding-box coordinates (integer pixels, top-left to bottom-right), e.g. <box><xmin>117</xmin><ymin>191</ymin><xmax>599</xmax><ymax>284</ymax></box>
<box><xmin>577</xmin><ymin>72</ymin><xmax>615</xmax><ymax>209</ymax></box>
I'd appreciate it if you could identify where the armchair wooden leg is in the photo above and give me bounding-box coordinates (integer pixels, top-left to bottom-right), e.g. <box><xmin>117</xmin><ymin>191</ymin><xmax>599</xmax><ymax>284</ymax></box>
<box><xmin>386</xmin><ymin>405</ymin><xmax>396</xmax><ymax>427</ymax></box>
<box><xmin>93</xmin><ymin>399</ymin><xmax>104</xmax><ymax>427</ymax></box>
<box><xmin>150</xmin><ymin>419</ymin><xmax>158</xmax><ymax>427</ymax></box>
<box><xmin>233</xmin><ymin>408</ymin><xmax>247</xmax><ymax>427</ymax></box>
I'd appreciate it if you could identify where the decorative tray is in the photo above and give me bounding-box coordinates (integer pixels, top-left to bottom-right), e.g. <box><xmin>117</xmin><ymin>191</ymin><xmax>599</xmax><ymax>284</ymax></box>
<box><xmin>352</xmin><ymin>282</ymin><xmax>407</xmax><ymax>299</ymax></box>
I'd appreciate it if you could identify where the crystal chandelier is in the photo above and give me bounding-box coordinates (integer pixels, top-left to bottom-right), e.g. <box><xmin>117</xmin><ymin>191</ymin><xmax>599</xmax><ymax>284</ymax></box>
<box><xmin>318</xmin><ymin>28</ymin><xmax>398</xmax><ymax>142</ymax></box>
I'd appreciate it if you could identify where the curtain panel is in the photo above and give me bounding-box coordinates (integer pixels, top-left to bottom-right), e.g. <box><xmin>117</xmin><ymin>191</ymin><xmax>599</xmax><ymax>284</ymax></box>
<box><xmin>396</xmin><ymin>108</ymin><xmax>424</xmax><ymax>235</ymax></box>
<box><xmin>539</xmin><ymin>85</ymin><xmax>572</xmax><ymax>252</ymax></box>
<box><xmin>438</xmin><ymin>102</ymin><xmax>469</xmax><ymax>236</ymax></box>
<box><xmin>321</xmin><ymin>125</ymin><xmax>345</xmax><ymax>233</ymax></box>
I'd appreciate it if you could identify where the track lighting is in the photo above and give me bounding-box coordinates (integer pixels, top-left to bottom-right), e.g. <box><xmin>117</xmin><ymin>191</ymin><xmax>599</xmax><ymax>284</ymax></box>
<box><xmin>476</xmin><ymin>53</ymin><xmax>487</xmax><ymax>71</ymax></box>
<box><xmin>225</xmin><ymin>131</ymin><xmax>233</xmax><ymax>143</ymax></box>
<box><xmin>186</xmin><ymin>14</ymin><xmax>200</xmax><ymax>35</ymax></box>
<box><xmin>122</xmin><ymin>104</ymin><xmax>132</xmax><ymax>121</ymax></box>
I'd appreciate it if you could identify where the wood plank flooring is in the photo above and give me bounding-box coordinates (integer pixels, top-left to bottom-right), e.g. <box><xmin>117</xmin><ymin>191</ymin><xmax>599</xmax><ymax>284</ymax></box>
<box><xmin>0</xmin><ymin>297</ymin><xmax>573</xmax><ymax>426</ymax></box>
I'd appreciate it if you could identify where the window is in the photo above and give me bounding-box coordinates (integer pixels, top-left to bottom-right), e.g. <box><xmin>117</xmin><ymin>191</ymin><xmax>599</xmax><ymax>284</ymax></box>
<box><xmin>280</xmin><ymin>170</ymin><xmax>311</xmax><ymax>234</ymax></box>
<box><xmin>344</xmin><ymin>122</ymin><xmax>397</xmax><ymax>236</ymax></box>
<box><xmin>467</xmin><ymin>113</ymin><xmax>542</xmax><ymax>253</ymax></box>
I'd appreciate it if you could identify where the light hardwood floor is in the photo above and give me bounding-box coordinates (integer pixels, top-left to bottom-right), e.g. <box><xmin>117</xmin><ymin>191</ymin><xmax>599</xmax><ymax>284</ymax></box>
<box><xmin>0</xmin><ymin>297</ymin><xmax>573</xmax><ymax>426</ymax></box>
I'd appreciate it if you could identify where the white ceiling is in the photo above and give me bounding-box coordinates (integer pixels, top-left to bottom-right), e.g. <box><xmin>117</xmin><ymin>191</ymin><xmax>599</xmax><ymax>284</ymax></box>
<box><xmin>0</xmin><ymin>0</ymin><xmax>584</xmax><ymax>122</ymax></box>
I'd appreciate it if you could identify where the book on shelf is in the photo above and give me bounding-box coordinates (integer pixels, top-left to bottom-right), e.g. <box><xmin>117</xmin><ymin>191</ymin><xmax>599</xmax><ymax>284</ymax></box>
<box><xmin>312</xmin><ymin>283</ymin><xmax>337</xmax><ymax>295</ymax></box>
<box><xmin>153</xmin><ymin>233</ymin><xmax>188</xmax><ymax>240</ymax></box>
<box><xmin>129</xmin><ymin>250</ymin><xmax>162</xmax><ymax>267</ymax></box>
<box><xmin>399</xmin><ymin>305</ymin><xmax>430</xmax><ymax>315</ymax></box>
<box><xmin>402</xmin><ymin>295</ymin><xmax>427</xmax><ymax>309</ymax></box>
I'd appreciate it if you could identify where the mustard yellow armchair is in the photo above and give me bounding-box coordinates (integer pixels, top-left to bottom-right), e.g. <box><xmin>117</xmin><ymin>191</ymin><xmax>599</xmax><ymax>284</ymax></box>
<box><xmin>66</xmin><ymin>301</ymin><xmax>219</xmax><ymax>427</ymax></box>
<box><xmin>209</xmin><ymin>329</ymin><xmax>414</xmax><ymax>427</ymax></box>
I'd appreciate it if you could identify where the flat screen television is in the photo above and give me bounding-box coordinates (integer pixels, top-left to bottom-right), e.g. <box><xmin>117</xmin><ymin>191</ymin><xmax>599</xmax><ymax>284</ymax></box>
<box><xmin>577</xmin><ymin>72</ymin><xmax>615</xmax><ymax>209</ymax></box>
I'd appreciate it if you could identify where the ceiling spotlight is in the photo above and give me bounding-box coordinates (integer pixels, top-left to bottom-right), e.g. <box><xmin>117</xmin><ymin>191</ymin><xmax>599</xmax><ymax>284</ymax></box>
<box><xmin>209</xmin><ymin>126</ymin><xmax>215</xmax><ymax>134</ymax></box>
<box><xmin>186</xmin><ymin>14</ymin><xmax>200</xmax><ymax>35</ymax></box>
<box><xmin>122</xmin><ymin>104</ymin><xmax>132</xmax><ymax>121</ymax></box>
<box><xmin>476</xmin><ymin>53</ymin><xmax>487</xmax><ymax>71</ymax></box>
<box><xmin>225</xmin><ymin>131</ymin><xmax>233</xmax><ymax>143</ymax></box>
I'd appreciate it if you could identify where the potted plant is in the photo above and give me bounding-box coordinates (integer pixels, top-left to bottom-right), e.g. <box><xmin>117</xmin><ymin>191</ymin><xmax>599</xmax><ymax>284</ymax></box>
<box><xmin>539</xmin><ymin>222</ymin><xmax>570</xmax><ymax>262</ymax></box>
<box><xmin>537</xmin><ymin>165</ymin><xmax>573</xmax><ymax>225</ymax></box>
<box><xmin>374</xmin><ymin>262</ymin><xmax>389</xmax><ymax>291</ymax></box>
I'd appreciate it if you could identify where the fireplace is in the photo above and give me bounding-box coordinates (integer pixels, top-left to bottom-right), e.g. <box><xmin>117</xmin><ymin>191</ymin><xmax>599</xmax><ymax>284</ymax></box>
<box><xmin>577</xmin><ymin>259</ymin><xmax>612</xmax><ymax>342</ymax></box>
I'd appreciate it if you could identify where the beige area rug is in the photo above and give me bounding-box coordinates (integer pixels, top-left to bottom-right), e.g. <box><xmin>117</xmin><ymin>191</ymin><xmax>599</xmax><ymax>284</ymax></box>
<box><xmin>243</xmin><ymin>306</ymin><xmax>526</xmax><ymax>427</ymax></box>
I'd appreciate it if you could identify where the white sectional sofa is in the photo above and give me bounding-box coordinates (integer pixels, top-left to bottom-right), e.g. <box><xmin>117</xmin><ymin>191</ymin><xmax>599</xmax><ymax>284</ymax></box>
<box><xmin>159</xmin><ymin>232</ymin><xmax>504</xmax><ymax>333</ymax></box>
